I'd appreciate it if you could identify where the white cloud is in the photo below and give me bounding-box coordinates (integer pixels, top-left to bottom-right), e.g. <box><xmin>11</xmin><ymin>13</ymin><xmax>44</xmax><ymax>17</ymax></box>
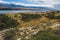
<box><xmin>11</xmin><ymin>2</ymin><xmax>54</xmax><ymax>7</ymax></box>
<box><xmin>27</xmin><ymin>0</ymin><xmax>46</xmax><ymax>4</ymax></box>
<box><xmin>17</xmin><ymin>3</ymin><xmax>54</xmax><ymax>7</ymax></box>
<box><xmin>26</xmin><ymin>0</ymin><xmax>60</xmax><ymax>8</ymax></box>
<box><xmin>26</xmin><ymin>0</ymin><xmax>56</xmax><ymax>7</ymax></box>
<box><xmin>1</xmin><ymin>0</ymin><xmax>60</xmax><ymax>8</ymax></box>
<box><xmin>27</xmin><ymin>0</ymin><xmax>60</xmax><ymax>4</ymax></box>
<box><xmin>0</xmin><ymin>0</ymin><xmax>54</xmax><ymax>7</ymax></box>
<box><xmin>0</xmin><ymin>1</ymin><xmax>10</xmax><ymax>4</ymax></box>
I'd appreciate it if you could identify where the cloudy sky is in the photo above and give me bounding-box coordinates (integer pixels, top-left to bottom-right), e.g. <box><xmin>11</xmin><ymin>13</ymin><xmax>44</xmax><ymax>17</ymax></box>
<box><xmin>0</xmin><ymin>0</ymin><xmax>60</xmax><ymax>8</ymax></box>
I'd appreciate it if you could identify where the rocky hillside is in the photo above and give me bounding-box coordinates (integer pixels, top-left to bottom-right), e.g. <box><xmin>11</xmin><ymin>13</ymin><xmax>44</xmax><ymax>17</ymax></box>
<box><xmin>0</xmin><ymin>11</ymin><xmax>60</xmax><ymax>40</ymax></box>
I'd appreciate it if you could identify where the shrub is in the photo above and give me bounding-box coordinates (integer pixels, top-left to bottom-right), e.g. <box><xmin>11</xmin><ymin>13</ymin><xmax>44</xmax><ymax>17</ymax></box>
<box><xmin>21</xmin><ymin>14</ymin><xmax>41</xmax><ymax>22</ymax></box>
<box><xmin>0</xmin><ymin>14</ymin><xmax>19</xmax><ymax>31</ymax></box>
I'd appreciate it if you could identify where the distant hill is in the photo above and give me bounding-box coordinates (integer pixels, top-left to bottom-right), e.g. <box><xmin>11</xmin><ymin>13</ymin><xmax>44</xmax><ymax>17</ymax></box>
<box><xmin>0</xmin><ymin>3</ymin><xmax>24</xmax><ymax>8</ymax></box>
<box><xmin>0</xmin><ymin>3</ymin><xmax>56</xmax><ymax>12</ymax></box>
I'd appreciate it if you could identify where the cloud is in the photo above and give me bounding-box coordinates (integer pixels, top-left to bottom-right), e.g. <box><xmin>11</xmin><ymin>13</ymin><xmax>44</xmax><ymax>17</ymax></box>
<box><xmin>27</xmin><ymin>0</ymin><xmax>60</xmax><ymax>4</ymax></box>
<box><xmin>0</xmin><ymin>0</ymin><xmax>60</xmax><ymax>10</ymax></box>
<box><xmin>27</xmin><ymin>0</ymin><xmax>46</xmax><ymax>4</ymax></box>
<box><xmin>26</xmin><ymin>0</ymin><xmax>60</xmax><ymax>8</ymax></box>
<box><xmin>11</xmin><ymin>2</ymin><xmax>54</xmax><ymax>7</ymax></box>
<box><xmin>1</xmin><ymin>0</ymin><xmax>60</xmax><ymax>8</ymax></box>
<box><xmin>26</xmin><ymin>0</ymin><xmax>54</xmax><ymax>7</ymax></box>
<box><xmin>0</xmin><ymin>0</ymin><xmax>9</xmax><ymax>3</ymax></box>
<box><xmin>0</xmin><ymin>0</ymin><xmax>54</xmax><ymax>7</ymax></box>
<box><xmin>26</xmin><ymin>0</ymin><xmax>55</xmax><ymax>7</ymax></box>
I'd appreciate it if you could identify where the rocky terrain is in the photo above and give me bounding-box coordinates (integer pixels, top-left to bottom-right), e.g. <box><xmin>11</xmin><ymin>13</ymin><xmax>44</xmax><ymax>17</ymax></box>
<box><xmin>0</xmin><ymin>11</ymin><xmax>60</xmax><ymax>40</ymax></box>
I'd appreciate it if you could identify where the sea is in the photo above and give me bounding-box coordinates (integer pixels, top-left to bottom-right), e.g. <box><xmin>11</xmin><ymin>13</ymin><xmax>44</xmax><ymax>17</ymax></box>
<box><xmin>0</xmin><ymin>9</ymin><xmax>49</xmax><ymax>14</ymax></box>
<box><xmin>0</xmin><ymin>10</ymin><xmax>41</xmax><ymax>14</ymax></box>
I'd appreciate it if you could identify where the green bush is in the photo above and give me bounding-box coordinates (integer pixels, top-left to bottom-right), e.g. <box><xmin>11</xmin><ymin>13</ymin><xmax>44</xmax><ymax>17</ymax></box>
<box><xmin>4</xmin><ymin>29</ymin><xmax>20</xmax><ymax>40</ymax></box>
<box><xmin>46</xmin><ymin>13</ymin><xmax>60</xmax><ymax>19</ymax></box>
<box><xmin>46</xmin><ymin>13</ymin><xmax>55</xmax><ymax>19</ymax></box>
<box><xmin>0</xmin><ymin>14</ymin><xmax>19</xmax><ymax>31</ymax></box>
<box><xmin>21</xmin><ymin>14</ymin><xmax>41</xmax><ymax>22</ymax></box>
<box><xmin>31</xmin><ymin>30</ymin><xmax>60</xmax><ymax>40</ymax></box>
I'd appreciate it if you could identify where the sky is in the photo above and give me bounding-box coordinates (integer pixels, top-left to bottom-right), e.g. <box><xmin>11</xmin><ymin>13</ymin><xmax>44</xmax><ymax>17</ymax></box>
<box><xmin>0</xmin><ymin>0</ymin><xmax>60</xmax><ymax>8</ymax></box>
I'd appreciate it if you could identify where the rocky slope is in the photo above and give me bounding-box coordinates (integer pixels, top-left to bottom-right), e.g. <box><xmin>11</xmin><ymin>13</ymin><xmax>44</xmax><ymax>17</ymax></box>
<box><xmin>0</xmin><ymin>11</ymin><xmax>60</xmax><ymax>40</ymax></box>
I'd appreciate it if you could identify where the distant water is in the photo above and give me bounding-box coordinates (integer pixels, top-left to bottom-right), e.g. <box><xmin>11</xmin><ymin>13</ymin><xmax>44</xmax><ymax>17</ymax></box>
<box><xmin>0</xmin><ymin>10</ymin><xmax>42</xmax><ymax>14</ymax></box>
<box><xmin>0</xmin><ymin>9</ymin><xmax>50</xmax><ymax>14</ymax></box>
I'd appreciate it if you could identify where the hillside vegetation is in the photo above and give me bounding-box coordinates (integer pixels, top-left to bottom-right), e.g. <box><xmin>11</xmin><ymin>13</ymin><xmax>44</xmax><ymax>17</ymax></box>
<box><xmin>0</xmin><ymin>11</ymin><xmax>60</xmax><ymax>40</ymax></box>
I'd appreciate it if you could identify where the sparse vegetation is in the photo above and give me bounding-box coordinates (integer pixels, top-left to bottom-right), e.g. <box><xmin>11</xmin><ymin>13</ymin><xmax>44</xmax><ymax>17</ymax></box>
<box><xmin>30</xmin><ymin>30</ymin><xmax>60</xmax><ymax>40</ymax></box>
<box><xmin>4</xmin><ymin>29</ymin><xmax>20</xmax><ymax>40</ymax></box>
<box><xmin>0</xmin><ymin>11</ymin><xmax>60</xmax><ymax>40</ymax></box>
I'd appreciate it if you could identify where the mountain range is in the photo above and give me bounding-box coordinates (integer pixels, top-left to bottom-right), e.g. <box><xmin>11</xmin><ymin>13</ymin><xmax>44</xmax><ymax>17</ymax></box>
<box><xmin>0</xmin><ymin>3</ymin><xmax>59</xmax><ymax>11</ymax></box>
